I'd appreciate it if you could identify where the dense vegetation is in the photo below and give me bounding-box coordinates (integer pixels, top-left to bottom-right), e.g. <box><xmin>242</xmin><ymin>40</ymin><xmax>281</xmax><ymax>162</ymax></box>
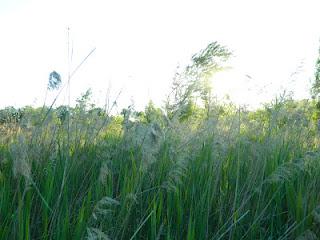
<box><xmin>1</xmin><ymin>42</ymin><xmax>320</xmax><ymax>239</ymax></box>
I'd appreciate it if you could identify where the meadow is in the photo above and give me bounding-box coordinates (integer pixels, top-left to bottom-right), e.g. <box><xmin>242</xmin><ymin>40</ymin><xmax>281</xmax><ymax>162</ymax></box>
<box><xmin>1</xmin><ymin>42</ymin><xmax>320</xmax><ymax>240</ymax></box>
<box><xmin>0</xmin><ymin>95</ymin><xmax>320</xmax><ymax>240</ymax></box>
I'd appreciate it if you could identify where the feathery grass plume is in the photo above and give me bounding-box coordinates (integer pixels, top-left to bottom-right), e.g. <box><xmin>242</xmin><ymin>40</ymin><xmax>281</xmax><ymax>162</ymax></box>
<box><xmin>164</xmin><ymin>157</ymin><xmax>188</xmax><ymax>192</ymax></box>
<box><xmin>296</xmin><ymin>230</ymin><xmax>318</xmax><ymax>240</ymax></box>
<box><xmin>122</xmin><ymin>120</ymin><xmax>164</xmax><ymax>169</ymax></box>
<box><xmin>48</xmin><ymin>71</ymin><xmax>62</xmax><ymax>91</ymax></box>
<box><xmin>10</xmin><ymin>134</ymin><xmax>31</xmax><ymax>181</ymax></box>
<box><xmin>304</xmin><ymin>151</ymin><xmax>320</xmax><ymax>171</ymax></box>
<box><xmin>86</xmin><ymin>228</ymin><xmax>111</xmax><ymax>240</ymax></box>
<box><xmin>266</xmin><ymin>160</ymin><xmax>305</xmax><ymax>184</ymax></box>
<box><xmin>98</xmin><ymin>161</ymin><xmax>110</xmax><ymax>184</ymax></box>
<box><xmin>91</xmin><ymin>196</ymin><xmax>120</xmax><ymax>221</ymax></box>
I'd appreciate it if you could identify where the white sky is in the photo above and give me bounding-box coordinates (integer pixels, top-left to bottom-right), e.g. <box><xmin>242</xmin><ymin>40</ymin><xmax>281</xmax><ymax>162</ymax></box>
<box><xmin>0</xmin><ymin>0</ymin><xmax>319</xmax><ymax>111</ymax></box>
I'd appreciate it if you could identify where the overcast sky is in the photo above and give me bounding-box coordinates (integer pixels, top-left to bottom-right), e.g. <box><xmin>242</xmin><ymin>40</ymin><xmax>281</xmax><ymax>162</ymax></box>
<box><xmin>0</xmin><ymin>0</ymin><xmax>319</xmax><ymax>110</ymax></box>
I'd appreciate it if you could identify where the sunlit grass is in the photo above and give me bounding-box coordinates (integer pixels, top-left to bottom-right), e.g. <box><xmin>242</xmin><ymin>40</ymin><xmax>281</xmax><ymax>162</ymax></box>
<box><xmin>0</xmin><ymin>99</ymin><xmax>320</xmax><ymax>239</ymax></box>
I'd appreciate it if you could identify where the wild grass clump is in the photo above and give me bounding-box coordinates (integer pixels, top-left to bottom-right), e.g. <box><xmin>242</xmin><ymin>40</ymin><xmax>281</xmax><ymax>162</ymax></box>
<box><xmin>0</xmin><ymin>95</ymin><xmax>320</xmax><ymax>240</ymax></box>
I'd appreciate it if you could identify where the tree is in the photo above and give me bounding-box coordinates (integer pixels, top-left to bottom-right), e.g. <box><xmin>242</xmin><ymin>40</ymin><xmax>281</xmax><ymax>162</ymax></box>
<box><xmin>75</xmin><ymin>88</ymin><xmax>93</xmax><ymax>113</ymax></box>
<box><xmin>0</xmin><ymin>107</ymin><xmax>23</xmax><ymax>124</ymax></box>
<box><xmin>165</xmin><ymin>41</ymin><xmax>232</xmax><ymax>120</ymax></box>
<box><xmin>144</xmin><ymin>101</ymin><xmax>164</xmax><ymax>124</ymax></box>
<box><xmin>311</xmin><ymin>44</ymin><xmax>320</xmax><ymax>97</ymax></box>
<box><xmin>56</xmin><ymin>105</ymin><xmax>69</xmax><ymax>123</ymax></box>
<box><xmin>311</xmin><ymin>43</ymin><xmax>320</xmax><ymax>129</ymax></box>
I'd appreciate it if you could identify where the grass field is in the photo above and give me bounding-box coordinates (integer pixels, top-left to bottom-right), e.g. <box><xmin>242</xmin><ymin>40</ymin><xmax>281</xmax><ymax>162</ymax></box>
<box><xmin>0</xmin><ymin>98</ymin><xmax>320</xmax><ymax>240</ymax></box>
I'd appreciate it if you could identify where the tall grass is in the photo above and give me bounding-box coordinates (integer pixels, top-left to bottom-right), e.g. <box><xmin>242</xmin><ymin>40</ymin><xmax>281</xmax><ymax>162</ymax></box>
<box><xmin>0</xmin><ymin>99</ymin><xmax>320</xmax><ymax>239</ymax></box>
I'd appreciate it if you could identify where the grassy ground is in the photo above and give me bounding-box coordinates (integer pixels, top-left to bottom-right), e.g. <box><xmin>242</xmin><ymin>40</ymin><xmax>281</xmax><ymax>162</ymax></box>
<box><xmin>0</xmin><ymin>100</ymin><xmax>320</xmax><ymax>239</ymax></box>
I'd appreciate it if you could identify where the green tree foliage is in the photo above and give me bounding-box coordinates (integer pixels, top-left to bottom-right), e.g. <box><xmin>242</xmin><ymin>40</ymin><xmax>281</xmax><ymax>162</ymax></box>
<box><xmin>75</xmin><ymin>88</ymin><xmax>93</xmax><ymax>112</ymax></box>
<box><xmin>311</xmin><ymin>44</ymin><xmax>320</xmax><ymax>125</ymax></box>
<box><xmin>144</xmin><ymin>101</ymin><xmax>164</xmax><ymax>124</ymax></box>
<box><xmin>166</xmin><ymin>42</ymin><xmax>232</xmax><ymax>120</ymax></box>
<box><xmin>0</xmin><ymin>107</ymin><xmax>23</xmax><ymax>124</ymax></box>
<box><xmin>311</xmin><ymin>44</ymin><xmax>320</xmax><ymax>97</ymax></box>
<box><xmin>56</xmin><ymin>105</ymin><xmax>69</xmax><ymax>123</ymax></box>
